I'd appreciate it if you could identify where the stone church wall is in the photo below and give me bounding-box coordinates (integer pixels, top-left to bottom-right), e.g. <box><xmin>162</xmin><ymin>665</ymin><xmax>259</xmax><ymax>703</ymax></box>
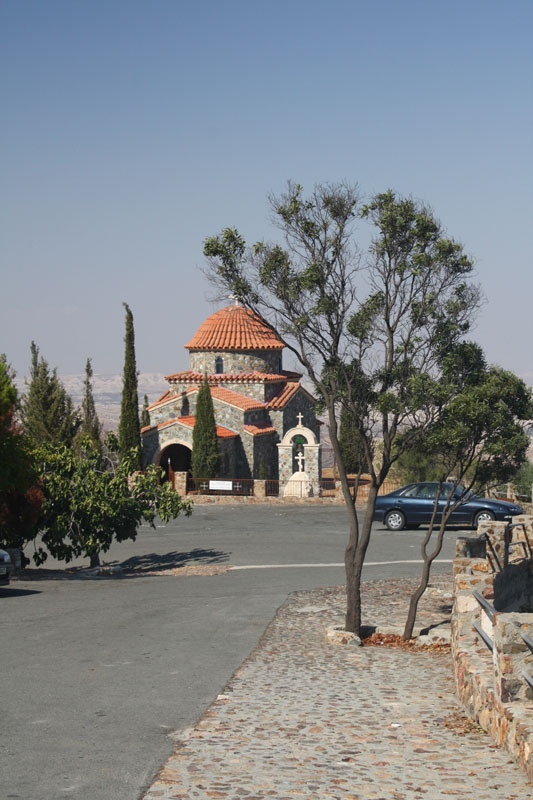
<box><xmin>189</xmin><ymin>350</ymin><xmax>282</xmax><ymax>375</ymax></box>
<box><xmin>283</xmin><ymin>395</ymin><xmax>321</xmax><ymax>441</ymax></box>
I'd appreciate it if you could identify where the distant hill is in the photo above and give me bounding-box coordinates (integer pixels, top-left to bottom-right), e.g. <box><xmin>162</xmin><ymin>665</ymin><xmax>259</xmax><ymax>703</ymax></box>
<box><xmin>15</xmin><ymin>372</ymin><xmax>168</xmax><ymax>431</ymax></box>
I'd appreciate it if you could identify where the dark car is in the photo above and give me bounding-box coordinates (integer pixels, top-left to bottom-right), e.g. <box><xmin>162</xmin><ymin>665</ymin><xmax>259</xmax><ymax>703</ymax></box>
<box><xmin>373</xmin><ymin>482</ymin><xmax>523</xmax><ymax>531</ymax></box>
<box><xmin>0</xmin><ymin>548</ymin><xmax>13</xmax><ymax>586</ymax></box>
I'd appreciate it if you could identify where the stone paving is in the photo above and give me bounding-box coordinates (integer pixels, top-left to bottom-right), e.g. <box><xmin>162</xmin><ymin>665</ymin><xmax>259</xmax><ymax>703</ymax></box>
<box><xmin>143</xmin><ymin>577</ymin><xmax>533</xmax><ymax>800</ymax></box>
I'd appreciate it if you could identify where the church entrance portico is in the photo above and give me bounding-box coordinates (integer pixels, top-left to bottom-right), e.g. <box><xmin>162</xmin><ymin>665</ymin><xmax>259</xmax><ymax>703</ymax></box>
<box><xmin>158</xmin><ymin>442</ymin><xmax>192</xmax><ymax>482</ymax></box>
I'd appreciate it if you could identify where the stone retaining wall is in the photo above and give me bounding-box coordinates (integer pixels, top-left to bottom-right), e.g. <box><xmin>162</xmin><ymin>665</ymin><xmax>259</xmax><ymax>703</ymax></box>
<box><xmin>452</xmin><ymin>516</ymin><xmax>533</xmax><ymax>781</ymax></box>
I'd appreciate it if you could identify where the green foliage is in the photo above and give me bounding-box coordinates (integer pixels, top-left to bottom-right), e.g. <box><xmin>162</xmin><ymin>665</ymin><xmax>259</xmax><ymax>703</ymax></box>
<box><xmin>32</xmin><ymin>437</ymin><xmax>192</xmax><ymax>566</ymax></box>
<box><xmin>118</xmin><ymin>303</ymin><xmax>141</xmax><ymax>469</ymax></box>
<box><xmin>0</xmin><ymin>356</ymin><xmax>43</xmax><ymax>551</ymax></box>
<box><xmin>395</xmin><ymin>441</ymin><xmax>445</xmax><ymax>483</ymax></box>
<box><xmin>21</xmin><ymin>342</ymin><xmax>80</xmax><ymax>447</ymax></box>
<box><xmin>338</xmin><ymin>406</ymin><xmax>365</xmax><ymax>474</ymax></box>
<box><xmin>74</xmin><ymin>358</ymin><xmax>101</xmax><ymax>455</ymax></box>
<box><xmin>258</xmin><ymin>456</ymin><xmax>267</xmax><ymax>480</ymax></box>
<box><xmin>0</xmin><ymin>356</ymin><xmax>23</xmax><ymax>492</ymax></box>
<box><xmin>141</xmin><ymin>394</ymin><xmax>150</xmax><ymax>429</ymax></box>
<box><xmin>204</xmin><ymin>180</ymin><xmax>483</xmax><ymax>635</ymax></box>
<box><xmin>191</xmin><ymin>376</ymin><xmax>220</xmax><ymax>478</ymax></box>
<box><xmin>511</xmin><ymin>460</ymin><xmax>533</xmax><ymax>499</ymax></box>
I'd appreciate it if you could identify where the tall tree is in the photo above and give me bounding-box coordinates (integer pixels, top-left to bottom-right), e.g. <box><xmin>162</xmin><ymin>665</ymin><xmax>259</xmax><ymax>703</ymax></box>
<box><xmin>118</xmin><ymin>303</ymin><xmax>141</xmax><ymax>469</ymax></box>
<box><xmin>21</xmin><ymin>342</ymin><xmax>80</xmax><ymax>447</ymax></box>
<box><xmin>75</xmin><ymin>358</ymin><xmax>101</xmax><ymax>452</ymax></box>
<box><xmin>191</xmin><ymin>376</ymin><xmax>220</xmax><ymax>478</ymax></box>
<box><xmin>338</xmin><ymin>405</ymin><xmax>365</xmax><ymax>475</ymax></box>
<box><xmin>205</xmin><ymin>182</ymin><xmax>480</xmax><ymax>634</ymax></box>
<box><xmin>0</xmin><ymin>356</ymin><xmax>43</xmax><ymax>554</ymax></box>
<box><xmin>401</xmin><ymin>356</ymin><xmax>532</xmax><ymax>639</ymax></box>
<box><xmin>141</xmin><ymin>394</ymin><xmax>150</xmax><ymax>429</ymax></box>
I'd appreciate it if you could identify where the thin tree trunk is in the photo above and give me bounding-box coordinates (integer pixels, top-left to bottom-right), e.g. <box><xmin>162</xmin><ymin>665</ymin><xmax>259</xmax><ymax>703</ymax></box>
<box><xmin>403</xmin><ymin>516</ymin><xmax>448</xmax><ymax>640</ymax></box>
<box><xmin>345</xmin><ymin>484</ymin><xmax>378</xmax><ymax>634</ymax></box>
<box><xmin>90</xmin><ymin>552</ymin><xmax>100</xmax><ymax>568</ymax></box>
<box><xmin>403</xmin><ymin>557</ymin><xmax>432</xmax><ymax>640</ymax></box>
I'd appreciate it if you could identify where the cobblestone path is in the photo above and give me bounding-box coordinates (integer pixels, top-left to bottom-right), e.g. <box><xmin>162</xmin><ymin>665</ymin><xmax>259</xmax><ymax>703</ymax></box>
<box><xmin>143</xmin><ymin>578</ymin><xmax>532</xmax><ymax>800</ymax></box>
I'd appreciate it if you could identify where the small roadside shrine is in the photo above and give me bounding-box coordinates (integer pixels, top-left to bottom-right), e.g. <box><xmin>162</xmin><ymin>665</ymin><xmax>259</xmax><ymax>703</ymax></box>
<box><xmin>141</xmin><ymin>303</ymin><xmax>322</xmax><ymax>492</ymax></box>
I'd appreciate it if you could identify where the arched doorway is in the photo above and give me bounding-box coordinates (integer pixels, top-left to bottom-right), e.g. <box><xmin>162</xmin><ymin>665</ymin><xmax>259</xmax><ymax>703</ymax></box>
<box><xmin>159</xmin><ymin>443</ymin><xmax>192</xmax><ymax>483</ymax></box>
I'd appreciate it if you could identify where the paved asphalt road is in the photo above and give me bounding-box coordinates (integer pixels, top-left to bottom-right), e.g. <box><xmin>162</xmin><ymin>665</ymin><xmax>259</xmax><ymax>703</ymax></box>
<box><xmin>2</xmin><ymin>505</ymin><xmax>463</xmax><ymax>800</ymax></box>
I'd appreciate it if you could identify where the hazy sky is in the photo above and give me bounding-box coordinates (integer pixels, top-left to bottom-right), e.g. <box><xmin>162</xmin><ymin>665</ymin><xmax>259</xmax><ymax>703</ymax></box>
<box><xmin>1</xmin><ymin>0</ymin><xmax>531</xmax><ymax>383</ymax></box>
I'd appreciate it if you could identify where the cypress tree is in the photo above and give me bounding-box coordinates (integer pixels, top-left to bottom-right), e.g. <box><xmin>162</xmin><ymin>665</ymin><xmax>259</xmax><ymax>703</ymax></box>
<box><xmin>75</xmin><ymin>358</ymin><xmax>101</xmax><ymax>453</ymax></box>
<box><xmin>191</xmin><ymin>375</ymin><xmax>220</xmax><ymax>478</ymax></box>
<box><xmin>141</xmin><ymin>394</ymin><xmax>150</xmax><ymax>429</ymax></box>
<box><xmin>338</xmin><ymin>405</ymin><xmax>365</xmax><ymax>475</ymax></box>
<box><xmin>118</xmin><ymin>303</ymin><xmax>141</xmax><ymax>469</ymax></box>
<box><xmin>21</xmin><ymin>342</ymin><xmax>80</xmax><ymax>447</ymax></box>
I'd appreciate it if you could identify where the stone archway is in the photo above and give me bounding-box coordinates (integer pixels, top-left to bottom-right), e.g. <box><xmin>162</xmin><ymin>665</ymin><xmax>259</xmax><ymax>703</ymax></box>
<box><xmin>158</xmin><ymin>441</ymin><xmax>192</xmax><ymax>483</ymax></box>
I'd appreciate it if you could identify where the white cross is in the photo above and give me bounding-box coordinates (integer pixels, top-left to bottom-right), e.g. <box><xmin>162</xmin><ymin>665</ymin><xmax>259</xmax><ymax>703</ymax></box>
<box><xmin>296</xmin><ymin>412</ymin><xmax>304</xmax><ymax>427</ymax></box>
<box><xmin>295</xmin><ymin>451</ymin><xmax>305</xmax><ymax>472</ymax></box>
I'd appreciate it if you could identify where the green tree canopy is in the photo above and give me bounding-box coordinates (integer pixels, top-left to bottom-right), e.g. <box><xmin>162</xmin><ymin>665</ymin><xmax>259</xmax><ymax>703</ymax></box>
<box><xmin>21</xmin><ymin>342</ymin><xmax>80</xmax><ymax>447</ymax></box>
<box><xmin>74</xmin><ymin>357</ymin><xmax>101</xmax><ymax>454</ymax></box>
<box><xmin>401</xmin><ymin>351</ymin><xmax>532</xmax><ymax>639</ymax></box>
<box><xmin>33</xmin><ymin>436</ymin><xmax>192</xmax><ymax>567</ymax></box>
<box><xmin>191</xmin><ymin>376</ymin><xmax>220</xmax><ymax>478</ymax></box>
<box><xmin>118</xmin><ymin>303</ymin><xmax>141</xmax><ymax>469</ymax></box>
<box><xmin>0</xmin><ymin>356</ymin><xmax>43</xmax><ymax>554</ymax></box>
<box><xmin>338</xmin><ymin>405</ymin><xmax>365</xmax><ymax>475</ymax></box>
<box><xmin>141</xmin><ymin>394</ymin><xmax>150</xmax><ymax>429</ymax></box>
<box><xmin>205</xmin><ymin>181</ymin><xmax>481</xmax><ymax>634</ymax></box>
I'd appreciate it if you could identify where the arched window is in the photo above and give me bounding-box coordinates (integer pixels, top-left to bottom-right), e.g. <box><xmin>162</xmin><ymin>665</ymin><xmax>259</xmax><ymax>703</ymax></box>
<box><xmin>291</xmin><ymin>434</ymin><xmax>306</xmax><ymax>473</ymax></box>
<box><xmin>215</xmin><ymin>356</ymin><xmax>224</xmax><ymax>374</ymax></box>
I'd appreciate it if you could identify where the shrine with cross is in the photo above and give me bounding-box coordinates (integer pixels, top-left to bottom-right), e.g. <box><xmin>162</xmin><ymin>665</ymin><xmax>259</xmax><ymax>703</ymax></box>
<box><xmin>141</xmin><ymin>304</ymin><xmax>322</xmax><ymax>491</ymax></box>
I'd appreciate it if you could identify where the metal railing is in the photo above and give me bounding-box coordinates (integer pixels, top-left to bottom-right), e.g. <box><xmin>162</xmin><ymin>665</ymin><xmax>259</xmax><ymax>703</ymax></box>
<box><xmin>521</xmin><ymin>633</ymin><xmax>533</xmax><ymax>689</ymax></box>
<box><xmin>472</xmin><ymin>590</ymin><xmax>495</xmax><ymax>652</ymax></box>
<box><xmin>319</xmin><ymin>479</ymin><xmax>337</xmax><ymax>496</ymax></box>
<box><xmin>265</xmin><ymin>480</ymin><xmax>279</xmax><ymax>497</ymax></box>
<box><xmin>472</xmin><ymin>589</ymin><xmax>533</xmax><ymax>693</ymax></box>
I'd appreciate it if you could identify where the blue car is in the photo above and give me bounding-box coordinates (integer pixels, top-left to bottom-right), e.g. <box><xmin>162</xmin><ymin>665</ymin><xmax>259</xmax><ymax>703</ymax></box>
<box><xmin>373</xmin><ymin>482</ymin><xmax>523</xmax><ymax>531</ymax></box>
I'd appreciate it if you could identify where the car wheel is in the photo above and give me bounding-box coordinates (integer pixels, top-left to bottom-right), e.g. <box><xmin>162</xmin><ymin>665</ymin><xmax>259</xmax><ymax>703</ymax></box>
<box><xmin>385</xmin><ymin>510</ymin><xmax>406</xmax><ymax>531</ymax></box>
<box><xmin>474</xmin><ymin>510</ymin><xmax>495</xmax><ymax>528</ymax></box>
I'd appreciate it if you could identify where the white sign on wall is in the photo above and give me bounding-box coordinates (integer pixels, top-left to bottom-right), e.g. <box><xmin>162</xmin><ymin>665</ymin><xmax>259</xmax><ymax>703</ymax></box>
<box><xmin>209</xmin><ymin>480</ymin><xmax>233</xmax><ymax>491</ymax></box>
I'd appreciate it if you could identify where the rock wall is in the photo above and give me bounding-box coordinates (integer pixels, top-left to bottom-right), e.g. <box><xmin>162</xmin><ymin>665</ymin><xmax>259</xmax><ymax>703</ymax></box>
<box><xmin>452</xmin><ymin>515</ymin><xmax>533</xmax><ymax>781</ymax></box>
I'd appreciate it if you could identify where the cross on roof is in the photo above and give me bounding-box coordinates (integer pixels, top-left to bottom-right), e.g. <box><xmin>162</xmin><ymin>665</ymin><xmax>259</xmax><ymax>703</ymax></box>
<box><xmin>296</xmin><ymin>412</ymin><xmax>304</xmax><ymax>427</ymax></box>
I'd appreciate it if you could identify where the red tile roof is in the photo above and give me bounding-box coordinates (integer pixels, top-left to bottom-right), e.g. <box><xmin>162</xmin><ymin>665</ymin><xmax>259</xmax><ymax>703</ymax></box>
<box><xmin>184</xmin><ymin>305</ymin><xmax>284</xmax><ymax>351</ymax></box>
<box><xmin>209</xmin><ymin>385</ymin><xmax>266</xmax><ymax>410</ymax></box>
<box><xmin>147</xmin><ymin>387</ymin><xmax>196</xmax><ymax>412</ymax></box>
<box><xmin>145</xmin><ymin>415</ymin><xmax>238</xmax><ymax>438</ymax></box>
<box><xmin>243</xmin><ymin>423</ymin><xmax>277</xmax><ymax>436</ymax></box>
<box><xmin>177</xmin><ymin>416</ymin><xmax>238</xmax><ymax>438</ymax></box>
<box><xmin>265</xmin><ymin>382</ymin><xmax>300</xmax><ymax>409</ymax></box>
<box><xmin>165</xmin><ymin>370</ymin><xmax>299</xmax><ymax>385</ymax></box>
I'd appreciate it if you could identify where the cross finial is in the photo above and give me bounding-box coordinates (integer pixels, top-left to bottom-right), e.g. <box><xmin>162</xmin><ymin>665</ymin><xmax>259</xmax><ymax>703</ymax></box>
<box><xmin>229</xmin><ymin>293</ymin><xmax>240</xmax><ymax>306</ymax></box>
<box><xmin>296</xmin><ymin>412</ymin><xmax>304</xmax><ymax>427</ymax></box>
<box><xmin>295</xmin><ymin>451</ymin><xmax>305</xmax><ymax>472</ymax></box>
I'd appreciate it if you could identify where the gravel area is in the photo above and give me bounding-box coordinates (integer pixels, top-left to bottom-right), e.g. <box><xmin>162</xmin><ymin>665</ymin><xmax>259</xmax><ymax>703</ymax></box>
<box><xmin>143</xmin><ymin>577</ymin><xmax>532</xmax><ymax>800</ymax></box>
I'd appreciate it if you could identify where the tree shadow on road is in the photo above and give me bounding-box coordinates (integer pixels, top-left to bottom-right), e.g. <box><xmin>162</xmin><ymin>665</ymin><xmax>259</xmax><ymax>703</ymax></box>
<box><xmin>113</xmin><ymin>547</ymin><xmax>230</xmax><ymax>574</ymax></box>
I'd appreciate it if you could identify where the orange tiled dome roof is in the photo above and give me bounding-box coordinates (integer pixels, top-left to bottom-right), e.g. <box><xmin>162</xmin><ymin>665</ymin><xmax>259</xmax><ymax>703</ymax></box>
<box><xmin>185</xmin><ymin>305</ymin><xmax>284</xmax><ymax>351</ymax></box>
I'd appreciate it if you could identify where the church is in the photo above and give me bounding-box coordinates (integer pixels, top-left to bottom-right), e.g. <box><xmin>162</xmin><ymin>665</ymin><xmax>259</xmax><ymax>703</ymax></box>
<box><xmin>141</xmin><ymin>304</ymin><xmax>322</xmax><ymax>491</ymax></box>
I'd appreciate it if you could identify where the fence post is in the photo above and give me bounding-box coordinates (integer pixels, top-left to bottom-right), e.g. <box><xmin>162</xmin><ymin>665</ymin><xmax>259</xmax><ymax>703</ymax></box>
<box><xmin>174</xmin><ymin>471</ymin><xmax>188</xmax><ymax>495</ymax></box>
<box><xmin>255</xmin><ymin>479</ymin><xmax>266</xmax><ymax>499</ymax></box>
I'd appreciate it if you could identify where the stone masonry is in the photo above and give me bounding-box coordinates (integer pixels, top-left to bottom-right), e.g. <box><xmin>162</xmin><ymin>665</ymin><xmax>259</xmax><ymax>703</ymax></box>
<box><xmin>141</xmin><ymin>304</ymin><xmax>321</xmax><ymax>484</ymax></box>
